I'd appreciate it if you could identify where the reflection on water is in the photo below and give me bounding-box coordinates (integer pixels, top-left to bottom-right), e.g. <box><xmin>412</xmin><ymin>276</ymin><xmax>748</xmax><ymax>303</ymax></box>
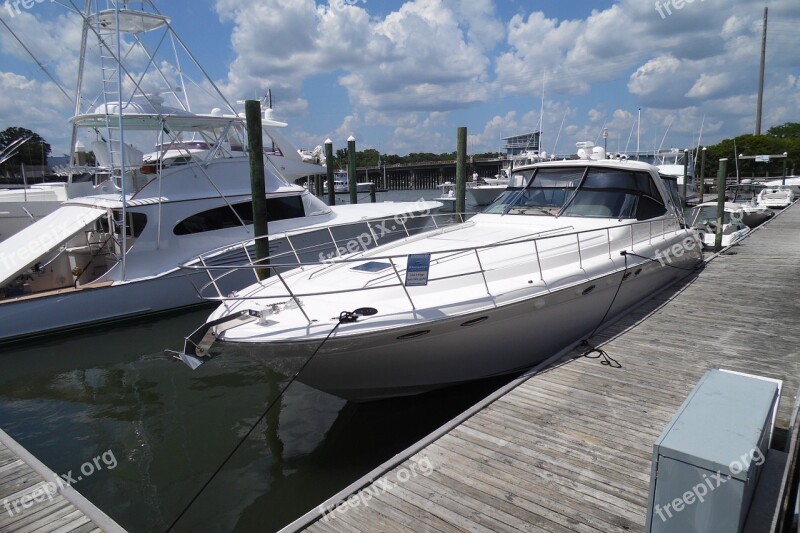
<box><xmin>0</xmin><ymin>191</ymin><xmax>507</xmax><ymax>532</ymax></box>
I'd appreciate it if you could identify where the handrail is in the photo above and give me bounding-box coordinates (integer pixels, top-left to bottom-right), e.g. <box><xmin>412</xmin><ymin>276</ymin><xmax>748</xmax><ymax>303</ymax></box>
<box><xmin>183</xmin><ymin>214</ymin><xmax>687</xmax><ymax>314</ymax></box>
<box><xmin>184</xmin><ymin>216</ymin><xmax>681</xmax><ymax>272</ymax></box>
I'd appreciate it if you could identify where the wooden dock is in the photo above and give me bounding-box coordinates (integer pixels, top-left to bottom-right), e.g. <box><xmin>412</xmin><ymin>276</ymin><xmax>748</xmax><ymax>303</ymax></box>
<box><xmin>0</xmin><ymin>428</ymin><xmax>125</xmax><ymax>533</ymax></box>
<box><xmin>287</xmin><ymin>202</ymin><xmax>800</xmax><ymax>532</ymax></box>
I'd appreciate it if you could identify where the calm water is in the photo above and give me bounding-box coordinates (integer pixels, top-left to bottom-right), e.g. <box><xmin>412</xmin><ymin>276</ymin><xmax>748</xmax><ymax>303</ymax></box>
<box><xmin>0</xmin><ymin>190</ymin><xmax>498</xmax><ymax>532</ymax></box>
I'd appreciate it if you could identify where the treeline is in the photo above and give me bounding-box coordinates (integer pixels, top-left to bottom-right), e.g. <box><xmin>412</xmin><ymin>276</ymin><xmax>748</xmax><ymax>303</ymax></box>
<box><xmin>698</xmin><ymin>122</ymin><xmax>800</xmax><ymax>178</ymax></box>
<box><xmin>332</xmin><ymin>148</ymin><xmax>503</xmax><ymax>169</ymax></box>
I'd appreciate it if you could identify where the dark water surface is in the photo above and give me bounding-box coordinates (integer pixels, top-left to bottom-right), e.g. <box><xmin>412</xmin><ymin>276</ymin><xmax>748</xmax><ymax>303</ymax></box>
<box><xmin>0</xmin><ymin>190</ymin><xmax>502</xmax><ymax>532</ymax></box>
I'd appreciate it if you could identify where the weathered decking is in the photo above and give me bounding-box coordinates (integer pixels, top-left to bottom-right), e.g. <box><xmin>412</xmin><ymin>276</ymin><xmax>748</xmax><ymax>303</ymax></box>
<box><xmin>0</xmin><ymin>428</ymin><xmax>125</xmax><ymax>533</ymax></box>
<box><xmin>292</xmin><ymin>202</ymin><xmax>800</xmax><ymax>532</ymax></box>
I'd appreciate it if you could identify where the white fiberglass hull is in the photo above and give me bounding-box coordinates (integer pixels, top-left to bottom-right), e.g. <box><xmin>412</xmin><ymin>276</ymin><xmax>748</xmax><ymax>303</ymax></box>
<box><xmin>467</xmin><ymin>185</ymin><xmax>506</xmax><ymax>206</ymax></box>
<box><xmin>698</xmin><ymin>226</ymin><xmax>750</xmax><ymax>249</ymax></box>
<box><xmin>231</xmin><ymin>258</ymin><xmax>693</xmax><ymax>400</ymax></box>
<box><xmin>0</xmin><ymin>270</ymin><xmax>212</xmax><ymax>343</ymax></box>
<box><xmin>209</xmin><ymin>221</ymin><xmax>701</xmax><ymax>401</ymax></box>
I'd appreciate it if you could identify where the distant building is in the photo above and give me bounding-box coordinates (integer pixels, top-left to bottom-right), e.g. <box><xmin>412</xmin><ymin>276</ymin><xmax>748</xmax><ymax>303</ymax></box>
<box><xmin>502</xmin><ymin>132</ymin><xmax>540</xmax><ymax>157</ymax></box>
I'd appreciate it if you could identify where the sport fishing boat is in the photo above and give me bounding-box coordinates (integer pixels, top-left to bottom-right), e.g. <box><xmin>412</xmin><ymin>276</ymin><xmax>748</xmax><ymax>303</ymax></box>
<box><xmin>177</xmin><ymin>151</ymin><xmax>702</xmax><ymax>401</ymax></box>
<box><xmin>0</xmin><ymin>1</ymin><xmax>439</xmax><ymax>343</ymax></box>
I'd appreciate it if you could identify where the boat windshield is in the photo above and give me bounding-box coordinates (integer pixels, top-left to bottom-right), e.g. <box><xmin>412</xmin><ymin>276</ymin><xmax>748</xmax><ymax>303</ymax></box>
<box><xmin>691</xmin><ymin>206</ymin><xmax>733</xmax><ymax>226</ymax></box>
<box><xmin>484</xmin><ymin>166</ymin><xmax>667</xmax><ymax>220</ymax></box>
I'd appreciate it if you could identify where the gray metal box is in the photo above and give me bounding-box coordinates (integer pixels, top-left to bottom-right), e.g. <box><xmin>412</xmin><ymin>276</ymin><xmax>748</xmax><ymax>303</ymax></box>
<box><xmin>645</xmin><ymin>369</ymin><xmax>780</xmax><ymax>532</ymax></box>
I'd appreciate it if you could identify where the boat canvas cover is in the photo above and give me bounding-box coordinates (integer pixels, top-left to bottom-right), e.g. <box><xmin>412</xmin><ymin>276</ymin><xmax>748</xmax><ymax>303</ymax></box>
<box><xmin>0</xmin><ymin>205</ymin><xmax>106</xmax><ymax>285</ymax></box>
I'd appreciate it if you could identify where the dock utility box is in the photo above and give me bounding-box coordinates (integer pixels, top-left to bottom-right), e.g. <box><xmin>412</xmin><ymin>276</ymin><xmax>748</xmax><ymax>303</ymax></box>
<box><xmin>645</xmin><ymin>369</ymin><xmax>780</xmax><ymax>532</ymax></box>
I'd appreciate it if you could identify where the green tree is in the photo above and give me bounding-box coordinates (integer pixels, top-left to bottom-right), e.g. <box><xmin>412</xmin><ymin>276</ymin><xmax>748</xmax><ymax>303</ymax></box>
<box><xmin>334</xmin><ymin>148</ymin><xmax>348</xmax><ymax>170</ymax></box>
<box><xmin>356</xmin><ymin>148</ymin><xmax>380</xmax><ymax>167</ymax></box>
<box><xmin>0</xmin><ymin>127</ymin><xmax>51</xmax><ymax>175</ymax></box>
<box><xmin>766</xmin><ymin>122</ymin><xmax>800</xmax><ymax>138</ymax></box>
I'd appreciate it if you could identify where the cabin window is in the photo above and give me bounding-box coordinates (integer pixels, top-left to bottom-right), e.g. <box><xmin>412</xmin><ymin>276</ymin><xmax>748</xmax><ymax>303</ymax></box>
<box><xmin>485</xmin><ymin>166</ymin><xmax>667</xmax><ymax>219</ymax></box>
<box><xmin>561</xmin><ymin>169</ymin><xmax>666</xmax><ymax>220</ymax></box>
<box><xmin>173</xmin><ymin>196</ymin><xmax>305</xmax><ymax>235</ymax></box>
<box><xmin>483</xmin><ymin>167</ymin><xmax>584</xmax><ymax>216</ymax></box>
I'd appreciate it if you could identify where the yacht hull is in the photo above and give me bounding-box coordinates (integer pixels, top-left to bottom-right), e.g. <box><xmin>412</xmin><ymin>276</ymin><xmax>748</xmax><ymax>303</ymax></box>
<box><xmin>231</xmin><ymin>249</ymin><xmax>699</xmax><ymax>401</ymax></box>
<box><xmin>0</xmin><ymin>270</ymin><xmax>222</xmax><ymax>344</ymax></box>
<box><xmin>467</xmin><ymin>186</ymin><xmax>506</xmax><ymax>206</ymax></box>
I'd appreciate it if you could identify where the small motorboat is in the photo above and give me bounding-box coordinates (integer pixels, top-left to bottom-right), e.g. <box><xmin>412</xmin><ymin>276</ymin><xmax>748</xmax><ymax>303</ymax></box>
<box><xmin>434</xmin><ymin>182</ymin><xmax>458</xmax><ymax>211</ymax></box>
<box><xmin>757</xmin><ymin>185</ymin><xmax>795</xmax><ymax>209</ymax></box>
<box><xmin>689</xmin><ymin>202</ymin><xmax>751</xmax><ymax>249</ymax></box>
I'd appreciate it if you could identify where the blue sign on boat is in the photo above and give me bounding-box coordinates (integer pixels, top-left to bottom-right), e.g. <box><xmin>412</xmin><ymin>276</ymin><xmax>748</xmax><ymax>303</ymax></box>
<box><xmin>405</xmin><ymin>254</ymin><xmax>431</xmax><ymax>286</ymax></box>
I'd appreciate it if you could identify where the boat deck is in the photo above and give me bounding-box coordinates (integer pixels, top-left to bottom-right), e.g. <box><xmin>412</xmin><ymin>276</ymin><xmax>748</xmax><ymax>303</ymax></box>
<box><xmin>290</xmin><ymin>202</ymin><xmax>800</xmax><ymax>532</ymax></box>
<box><xmin>0</xmin><ymin>428</ymin><xmax>125</xmax><ymax>533</ymax></box>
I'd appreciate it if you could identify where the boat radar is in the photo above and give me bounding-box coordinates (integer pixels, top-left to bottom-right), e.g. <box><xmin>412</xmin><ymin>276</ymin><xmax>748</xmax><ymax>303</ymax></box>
<box><xmin>575</xmin><ymin>141</ymin><xmax>606</xmax><ymax>161</ymax></box>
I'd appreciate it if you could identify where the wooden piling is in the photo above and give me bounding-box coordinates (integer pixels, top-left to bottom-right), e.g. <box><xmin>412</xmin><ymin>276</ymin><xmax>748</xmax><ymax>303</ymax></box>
<box><xmin>324</xmin><ymin>139</ymin><xmax>335</xmax><ymax>205</ymax></box>
<box><xmin>714</xmin><ymin>158</ymin><xmax>727</xmax><ymax>252</ymax></box>
<box><xmin>699</xmin><ymin>146</ymin><xmax>706</xmax><ymax>204</ymax></box>
<box><xmin>369</xmin><ymin>183</ymin><xmax>376</xmax><ymax>203</ymax></box>
<box><xmin>782</xmin><ymin>154</ymin><xmax>788</xmax><ymax>186</ymax></box>
<box><xmin>245</xmin><ymin>99</ymin><xmax>269</xmax><ymax>280</ymax></box>
<box><xmin>348</xmin><ymin>135</ymin><xmax>357</xmax><ymax>204</ymax></box>
<box><xmin>455</xmin><ymin>127</ymin><xmax>467</xmax><ymax>213</ymax></box>
<box><xmin>682</xmin><ymin>148</ymin><xmax>689</xmax><ymax>207</ymax></box>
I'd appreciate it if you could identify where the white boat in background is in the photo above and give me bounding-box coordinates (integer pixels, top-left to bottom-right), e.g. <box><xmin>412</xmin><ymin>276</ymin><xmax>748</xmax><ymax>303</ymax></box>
<box><xmin>0</xmin><ymin>1</ymin><xmax>440</xmax><ymax>344</ymax></box>
<box><xmin>689</xmin><ymin>202</ymin><xmax>751</xmax><ymax>249</ymax></box>
<box><xmin>763</xmin><ymin>176</ymin><xmax>800</xmax><ymax>196</ymax></box>
<box><xmin>757</xmin><ymin>185</ymin><xmax>795</xmax><ymax>208</ymax></box>
<box><xmin>178</xmin><ymin>152</ymin><xmax>701</xmax><ymax>401</ymax></box>
<box><xmin>0</xmin><ymin>112</ymin><xmax>323</xmax><ymax>242</ymax></box>
<box><xmin>727</xmin><ymin>185</ymin><xmax>774</xmax><ymax>228</ymax></box>
<box><xmin>434</xmin><ymin>182</ymin><xmax>457</xmax><ymax>210</ymax></box>
<box><xmin>466</xmin><ymin>182</ymin><xmax>506</xmax><ymax>206</ymax></box>
<box><xmin>322</xmin><ymin>171</ymin><xmax>373</xmax><ymax>194</ymax></box>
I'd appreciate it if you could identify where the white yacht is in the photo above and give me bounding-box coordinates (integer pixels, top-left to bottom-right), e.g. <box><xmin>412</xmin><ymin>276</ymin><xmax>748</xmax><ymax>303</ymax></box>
<box><xmin>322</xmin><ymin>171</ymin><xmax>373</xmax><ymax>194</ymax></box>
<box><xmin>757</xmin><ymin>185</ymin><xmax>795</xmax><ymax>209</ymax></box>
<box><xmin>179</xmin><ymin>153</ymin><xmax>702</xmax><ymax>401</ymax></box>
<box><xmin>0</xmin><ymin>118</ymin><xmax>323</xmax><ymax>242</ymax></box>
<box><xmin>0</xmin><ymin>2</ymin><xmax>439</xmax><ymax>343</ymax></box>
<box><xmin>689</xmin><ymin>202</ymin><xmax>751</xmax><ymax>249</ymax></box>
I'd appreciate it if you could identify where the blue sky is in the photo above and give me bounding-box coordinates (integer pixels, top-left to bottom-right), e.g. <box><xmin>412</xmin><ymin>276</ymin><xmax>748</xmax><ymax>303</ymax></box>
<box><xmin>1</xmin><ymin>0</ymin><xmax>799</xmax><ymax>157</ymax></box>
